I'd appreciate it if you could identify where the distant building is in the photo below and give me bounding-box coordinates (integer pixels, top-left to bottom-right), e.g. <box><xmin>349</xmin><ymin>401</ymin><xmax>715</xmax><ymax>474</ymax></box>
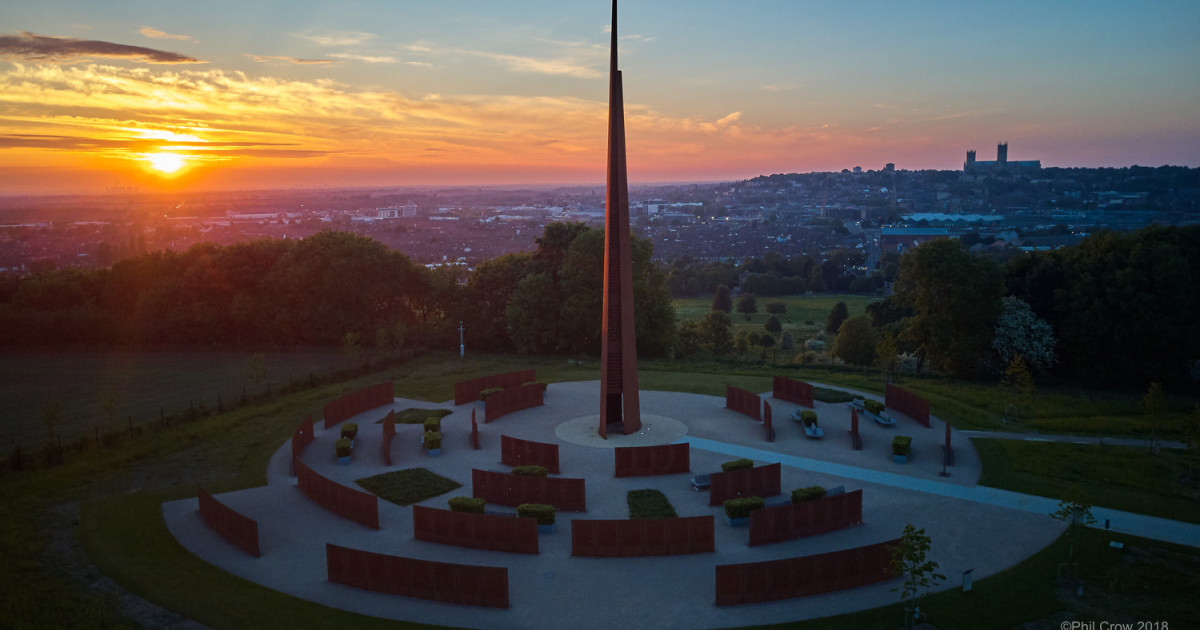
<box><xmin>964</xmin><ymin>143</ymin><xmax>1040</xmax><ymax>172</ymax></box>
<box><xmin>377</xmin><ymin>202</ymin><xmax>418</xmax><ymax>219</ymax></box>
<box><xmin>880</xmin><ymin>227</ymin><xmax>952</xmax><ymax>253</ymax></box>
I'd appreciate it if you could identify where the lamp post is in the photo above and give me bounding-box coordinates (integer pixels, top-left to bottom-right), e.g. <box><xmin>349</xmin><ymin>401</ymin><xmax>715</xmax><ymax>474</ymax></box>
<box><xmin>458</xmin><ymin>321</ymin><xmax>465</xmax><ymax>358</ymax></box>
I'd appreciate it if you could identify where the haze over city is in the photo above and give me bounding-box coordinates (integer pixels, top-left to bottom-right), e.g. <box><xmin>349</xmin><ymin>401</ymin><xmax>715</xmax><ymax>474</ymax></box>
<box><xmin>1</xmin><ymin>0</ymin><xmax>1198</xmax><ymax>194</ymax></box>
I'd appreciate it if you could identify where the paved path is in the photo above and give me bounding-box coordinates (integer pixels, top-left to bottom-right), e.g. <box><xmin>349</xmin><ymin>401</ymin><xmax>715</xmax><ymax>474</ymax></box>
<box><xmin>680</xmin><ymin>436</ymin><xmax>1200</xmax><ymax>548</ymax></box>
<box><xmin>960</xmin><ymin>430</ymin><xmax>1188</xmax><ymax>450</ymax></box>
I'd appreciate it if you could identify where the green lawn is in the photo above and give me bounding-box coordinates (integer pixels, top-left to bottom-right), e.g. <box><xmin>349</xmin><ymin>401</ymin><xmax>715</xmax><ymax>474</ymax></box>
<box><xmin>974</xmin><ymin>438</ymin><xmax>1200</xmax><ymax>524</ymax></box>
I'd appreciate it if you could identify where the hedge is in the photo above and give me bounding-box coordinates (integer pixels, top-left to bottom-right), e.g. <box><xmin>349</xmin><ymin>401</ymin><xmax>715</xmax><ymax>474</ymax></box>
<box><xmin>423</xmin><ymin>431</ymin><xmax>442</xmax><ymax>450</ymax></box>
<box><xmin>892</xmin><ymin>435</ymin><xmax>912</xmax><ymax>456</ymax></box>
<box><xmin>792</xmin><ymin>486</ymin><xmax>826</xmax><ymax>503</ymax></box>
<box><xmin>512</xmin><ymin>465</ymin><xmax>548</xmax><ymax>477</ymax></box>
<box><xmin>721</xmin><ymin>458</ymin><xmax>755</xmax><ymax>473</ymax></box>
<box><xmin>448</xmin><ymin>496</ymin><xmax>486</xmax><ymax>514</ymax></box>
<box><xmin>723</xmin><ymin>496</ymin><xmax>765</xmax><ymax>519</ymax></box>
<box><xmin>422</xmin><ymin>418</ymin><xmax>441</xmax><ymax>433</ymax></box>
<box><xmin>522</xmin><ymin>381</ymin><xmax>548</xmax><ymax>392</ymax></box>
<box><xmin>335</xmin><ymin>437</ymin><xmax>352</xmax><ymax>458</ymax></box>
<box><xmin>800</xmin><ymin>410</ymin><xmax>818</xmax><ymax>427</ymax></box>
<box><xmin>479</xmin><ymin>387</ymin><xmax>504</xmax><ymax>401</ymax></box>
<box><xmin>517</xmin><ymin>503</ymin><xmax>556</xmax><ymax>525</ymax></box>
<box><xmin>340</xmin><ymin>423</ymin><xmax>358</xmax><ymax>440</ymax></box>
<box><xmin>865</xmin><ymin>399</ymin><xmax>885</xmax><ymax>415</ymax></box>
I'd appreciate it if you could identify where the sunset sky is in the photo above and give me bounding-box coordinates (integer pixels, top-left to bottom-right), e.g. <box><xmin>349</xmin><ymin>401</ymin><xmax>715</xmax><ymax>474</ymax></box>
<box><xmin>2</xmin><ymin>0</ymin><xmax>1198</xmax><ymax>193</ymax></box>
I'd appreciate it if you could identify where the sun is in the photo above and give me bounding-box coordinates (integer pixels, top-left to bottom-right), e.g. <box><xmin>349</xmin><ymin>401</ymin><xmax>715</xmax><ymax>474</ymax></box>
<box><xmin>144</xmin><ymin>152</ymin><xmax>187</xmax><ymax>175</ymax></box>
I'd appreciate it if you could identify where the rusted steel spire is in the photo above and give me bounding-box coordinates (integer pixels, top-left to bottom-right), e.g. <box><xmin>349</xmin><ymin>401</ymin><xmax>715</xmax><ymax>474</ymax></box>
<box><xmin>599</xmin><ymin>0</ymin><xmax>641</xmax><ymax>438</ymax></box>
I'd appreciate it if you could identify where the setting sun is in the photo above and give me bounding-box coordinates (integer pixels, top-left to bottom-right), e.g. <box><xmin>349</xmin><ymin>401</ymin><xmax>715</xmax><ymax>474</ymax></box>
<box><xmin>144</xmin><ymin>152</ymin><xmax>187</xmax><ymax>175</ymax></box>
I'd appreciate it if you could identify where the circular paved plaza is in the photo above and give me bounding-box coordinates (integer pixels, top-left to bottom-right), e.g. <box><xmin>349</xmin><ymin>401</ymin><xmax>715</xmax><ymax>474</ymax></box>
<box><xmin>163</xmin><ymin>381</ymin><xmax>1063</xmax><ymax>629</ymax></box>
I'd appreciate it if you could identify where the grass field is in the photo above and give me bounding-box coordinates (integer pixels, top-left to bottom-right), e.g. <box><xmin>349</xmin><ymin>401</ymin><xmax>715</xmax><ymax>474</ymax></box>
<box><xmin>974</xmin><ymin>438</ymin><xmax>1200</xmax><ymax>524</ymax></box>
<box><xmin>0</xmin><ymin>347</ymin><xmax>353</xmax><ymax>451</ymax></box>
<box><xmin>2</xmin><ymin>348</ymin><xmax>1198</xmax><ymax>629</ymax></box>
<box><xmin>673</xmin><ymin>293</ymin><xmax>880</xmax><ymax>346</ymax></box>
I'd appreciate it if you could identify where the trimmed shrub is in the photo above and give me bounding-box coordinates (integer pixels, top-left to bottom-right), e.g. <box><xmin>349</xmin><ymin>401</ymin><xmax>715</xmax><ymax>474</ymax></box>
<box><xmin>813</xmin><ymin>387</ymin><xmax>854</xmax><ymax>404</ymax></box>
<box><xmin>723</xmin><ymin>496</ymin><xmax>765</xmax><ymax>519</ymax></box>
<box><xmin>800</xmin><ymin>410</ymin><xmax>818</xmax><ymax>427</ymax></box>
<box><xmin>512</xmin><ymin>465</ymin><xmax>548</xmax><ymax>477</ymax></box>
<box><xmin>394</xmin><ymin>408</ymin><xmax>451</xmax><ymax>425</ymax></box>
<box><xmin>423</xmin><ymin>431</ymin><xmax>442</xmax><ymax>450</ymax></box>
<box><xmin>335</xmin><ymin>437</ymin><xmax>352</xmax><ymax>458</ymax></box>
<box><xmin>422</xmin><ymin>418</ymin><xmax>441</xmax><ymax>433</ymax></box>
<box><xmin>721</xmin><ymin>458</ymin><xmax>754</xmax><ymax>472</ymax></box>
<box><xmin>522</xmin><ymin>381</ymin><xmax>548</xmax><ymax>392</ymax></box>
<box><xmin>517</xmin><ymin>503</ymin><xmax>556</xmax><ymax>525</ymax></box>
<box><xmin>340</xmin><ymin>423</ymin><xmax>358</xmax><ymax>440</ymax></box>
<box><xmin>448</xmin><ymin>496</ymin><xmax>486</xmax><ymax>514</ymax></box>
<box><xmin>892</xmin><ymin>435</ymin><xmax>912</xmax><ymax>456</ymax></box>
<box><xmin>865</xmin><ymin>399</ymin><xmax>885</xmax><ymax>415</ymax></box>
<box><xmin>792</xmin><ymin>486</ymin><xmax>826</xmax><ymax>503</ymax></box>
<box><xmin>479</xmin><ymin>387</ymin><xmax>504</xmax><ymax>401</ymax></box>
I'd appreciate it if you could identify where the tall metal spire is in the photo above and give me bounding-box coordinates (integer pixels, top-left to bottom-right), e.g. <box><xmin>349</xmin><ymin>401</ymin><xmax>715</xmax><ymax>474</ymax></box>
<box><xmin>599</xmin><ymin>0</ymin><xmax>641</xmax><ymax>438</ymax></box>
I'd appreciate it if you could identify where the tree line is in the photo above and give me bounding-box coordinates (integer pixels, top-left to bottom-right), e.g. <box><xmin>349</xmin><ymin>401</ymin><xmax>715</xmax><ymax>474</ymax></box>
<box><xmin>863</xmin><ymin>225</ymin><xmax>1200</xmax><ymax>388</ymax></box>
<box><xmin>0</xmin><ymin>224</ymin><xmax>677</xmax><ymax>358</ymax></box>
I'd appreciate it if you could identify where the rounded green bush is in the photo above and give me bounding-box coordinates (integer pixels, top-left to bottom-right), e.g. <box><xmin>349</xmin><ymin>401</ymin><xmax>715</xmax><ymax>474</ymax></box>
<box><xmin>517</xmin><ymin>503</ymin><xmax>556</xmax><ymax>525</ymax></box>
<box><xmin>448</xmin><ymin>496</ymin><xmax>486</xmax><ymax>514</ymax></box>
<box><xmin>335</xmin><ymin>437</ymin><xmax>352</xmax><ymax>458</ymax></box>
<box><xmin>721</xmin><ymin>458</ymin><xmax>754</xmax><ymax>472</ymax></box>
<box><xmin>423</xmin><ymin>431</ymin><xmax>442</xmax><ymax>450</ymax></box>
<box><xmin>865</xmin><ymin>400</ymin><xmax>885</xmax><ymax>415</ymax></box>
<box><xmin>791</xmin><ymin>486</ymin><xmax>826</xmax><ymax>503</ymax></box>
<box><xmin>800</xmin><ymin>410</ymin><xmax>818</xmax><ymax>427</ymax></box>
<box><xmin>892</xmin><ymin>435</ymin><xmax>912</xmax><ymax>456</ymax></box>
<box><xmin>723</xmin><ymin>496</ymin><xmax>765</xmax><ymax>519</ymax></box>
<box><xmin>512</xmin><ymin>465</ymin><xmax>548</xmax><ymax>477</ymax></box>
<box><xmin>422</xmin><ymin>418</ymin><xmax>441</xmax><ymax>433</ymax></box>
<box><xmin>340</xmin><ymin>423</ymin><xmax>358</xmax><ymax>440</ymax></box>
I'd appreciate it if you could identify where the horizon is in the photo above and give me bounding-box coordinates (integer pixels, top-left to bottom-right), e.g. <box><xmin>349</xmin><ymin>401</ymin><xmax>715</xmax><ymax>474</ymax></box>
<box><xmin>2</xmin><ymin>1</ymin><xmax>1198</xmax><ymax>195</ymax></box>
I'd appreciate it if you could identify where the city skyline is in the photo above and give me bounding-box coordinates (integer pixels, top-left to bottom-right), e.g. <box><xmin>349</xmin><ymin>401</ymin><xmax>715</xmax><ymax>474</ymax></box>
<box><xmin>1</xmin><ymin>0</ymin><xmax>1198</xmax><ymax>193</ymax></box>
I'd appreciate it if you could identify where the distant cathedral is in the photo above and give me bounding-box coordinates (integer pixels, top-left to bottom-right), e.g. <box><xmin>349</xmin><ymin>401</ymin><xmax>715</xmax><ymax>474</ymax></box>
<box><xmin>964</xmin><ymin>143</ymin><xmax>1041</xmax><ymax>172</ymax></box>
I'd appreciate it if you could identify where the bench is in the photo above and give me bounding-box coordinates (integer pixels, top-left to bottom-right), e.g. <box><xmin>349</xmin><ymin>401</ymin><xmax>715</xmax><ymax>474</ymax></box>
<box><xmin>690</xmin><ymin>473</ymin><xmax>711</xmax><ymax>491</ymax></box>
<box><xmin>804</xmin><ymin>424</ymin><xmax>825</xmax><ymax>439</ymax></box>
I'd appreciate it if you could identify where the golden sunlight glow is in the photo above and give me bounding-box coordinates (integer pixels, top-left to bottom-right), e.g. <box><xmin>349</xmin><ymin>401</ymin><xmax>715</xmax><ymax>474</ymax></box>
<box><xmin>144</xmin><ymin>152</ymin><xmax>187</xmax><ymax>174</ymax></box>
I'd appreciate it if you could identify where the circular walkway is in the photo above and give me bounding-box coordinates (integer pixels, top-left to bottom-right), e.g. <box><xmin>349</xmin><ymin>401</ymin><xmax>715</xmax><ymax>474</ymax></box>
<box><xmin>162</xmin><ymin>381</ymin><xmax>1064</xmax><ymax>630</ymax></box>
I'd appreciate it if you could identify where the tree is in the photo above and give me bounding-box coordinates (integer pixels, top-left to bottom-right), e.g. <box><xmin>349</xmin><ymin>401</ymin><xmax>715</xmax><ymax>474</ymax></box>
<box><xmin>876</xmin><ymin>331</ymin><xmax>899</xmax><ymax>381</ymax></box>
<box><xmin>699</xmin><ymin>311</ymin><xmax>734</xmax><ymax>355</ymax></box>
<box><xmin>825</xmin><ymin>301</ymin><xmax>849</xmax><ymax>334</ymax></box>
<box><xmin>893</xmin><ymin>239</ymin><xmax>1005</xmax><ymax>375</ymax></box>
<box><xmin>764</xmin><ymin>315</ymin><xmax>782</xmax><ymax>335</ymax></box>
<box><xmin>1142</xmin><ymin>381</ymin><xmax>1166</xmax><ymax>453</ymax></box>
<box><xmin>991</xmin><ymin>296</ymin><xmax>1057</xmax><ymax>374</ymax></box>
<box><xmin>831</xmin><ymin>315</ymin><xmax>879</xmax><ymax>366</ymax></box>
<box><xmin>779</xmin><ymin>331</ymin><xmax>795</xmax><ymax>352</ymax></box>
<box><xmin>505</xmin><ymin>273</ymin><xmax>561</xmax><ymax>353</ymax></box>
<box><xmin>464</xmin><ymin>252</ymin><xmax>532</xmax><ymax>351</ymax></box>
<box><xmin>1000</xmin><ymin>354</ymin><xmax>1035</xmax><ymax>423</ymax></box>
<box><xmin>675</xmin><ymin>321</ymin><xmax>703</xmax><ymax>358</ymax></box>
<box><xmin>712</xmin><ymin>285</ymin><xmax>732</xmax><ymax>313</ymax></box>
<box><xmin>1050</xmin><ymin>493</ymin><xmax>1096</xmax><ymax>564</ymax></box>
<box><xmin>736</xmin><ymin>293</ymin><xmax>757</xmax><ymax>320</ymax></box>
<box><xmin>890</xmin><ymin>524</ymin><xmax>945</xmax><ymax>630</ymax></box>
